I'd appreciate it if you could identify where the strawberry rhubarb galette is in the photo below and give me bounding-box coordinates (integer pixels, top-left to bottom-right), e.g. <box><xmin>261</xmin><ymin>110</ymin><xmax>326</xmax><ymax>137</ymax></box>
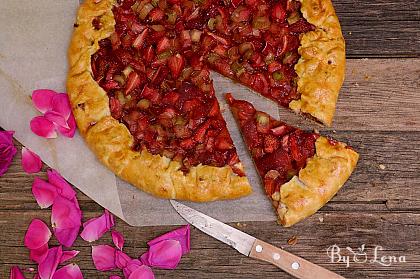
<box><xmin>67</xmin><ymin>0</ymin><xmax>347</xmax><ymax>205</ymax></box>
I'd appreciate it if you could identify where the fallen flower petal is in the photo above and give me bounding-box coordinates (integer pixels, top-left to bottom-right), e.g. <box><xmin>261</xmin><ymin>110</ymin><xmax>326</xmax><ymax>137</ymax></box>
<box><xmin>44</xmin><ymin>111</ymin><xmax>70</xmax><ymax>129</ymax></box>
<box><xmin>60</xmin><ymin>250</ymin><xmax>80</xmax><ymax>264</ymax></box>
<box><xmin>147</xmin><ymin>225</ymin><xmax>190</xmax><ymax>255</ymax></box>
<box><xmin>80</xmin><ymin>210</ymin><xmax>114</xmax><ymax>242</ymax></box>
<box><xmin>52</xmin><ymin>264</ymin><xmax>83</xmax><ymax>279</ymax></box>
<box><xmin>128</xmin><ymin>265</ymin><xmax>154</xmax><ymax>279</ymax></box>
<box><xmin>109</xmin><ymin>276</ymin><xmax>121</xmax><ymax>279</ymax></box>
<box><xmin>38</xmin><ymin>246</ymin><xmax>62</xmax><ymax>279</ymax></box>
<box><xmin>51</xmin><ymin>196</ymin><xmax>81</xmax><ymax>229</ymax></box>
<box><xmin>24</xmin><ymin>219</ymin><xmax>51</xmax><ymax>250</ymax></box>
<box><xmin>111</xmin><ymin>230</ymin><xmax>124</xmax><ymax>250</ymax></box>
<box><xmin>22</xmin><ymin>147</ymin><xmax>42</xmax><ymax>174</ymax></box>
<box><xmin>30</xmin><ymin>116</ymin><xmax>57</xmax><ymax>139</ymax></box>
<box><xmin>0</xmin><ymin>130</ymin><xmax>17</xmax><ymax>176</ymax></box>
<box><xmin>30</xmin><ymin>243</ymin><xmax>49</xmax><ymax>264</ymax></box>
<box><xmin>56</xmin><ymin>114</ymin><xmax>76</xmax><ymax>138</ymax></box>
<box><xmin>92</xmin><ymin>245</ymin><xmax>116</xmax><ymax>271</ymax></box>
<box><xmin>122</xmin><ymin>259</ymin><xmax>142</xmax><ymax>278</ymax></box>
<box><xmin>51</xmin><ymin>93</ymin><xmax>72</xmax><ymax>120</ymax></box>
<box><xmin>140</xmin><ymin>239</ymin><xmax>182</xmax><ymax>269</ymax></box>
<box><xmin>47</xmin><ymin>169</ymin><xmax>76</xmax><ymax>200</ymax></box>
<box><xmin>54</xmin><ymin>227</ymin><xmax>80</xmax><ymax>248</ymax></box>
<box><xmin>32</xmin><ymin>89</ymin><xmax>56</xmax><ymax>113</ymax></box>
<box><xmin>10</xmin><ymin>266</ymin><xmax>26</xmax><ymax>279</ymax></box>
<box><xmin>32</xmin><ymin>177</ymin><xmax>58</xmax><ymax>209</ymax></box>
<box><xmin>115</xmin><ymin>250</ymin><xmax>131</xmax><ymax>269</ymax></box>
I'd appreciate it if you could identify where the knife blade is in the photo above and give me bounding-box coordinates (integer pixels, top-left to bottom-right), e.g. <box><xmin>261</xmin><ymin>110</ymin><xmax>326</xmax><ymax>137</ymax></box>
<box><xmin>170</xmin><ymin>200</ymin><xmax>345</xmax><ymax>279</ymax></box>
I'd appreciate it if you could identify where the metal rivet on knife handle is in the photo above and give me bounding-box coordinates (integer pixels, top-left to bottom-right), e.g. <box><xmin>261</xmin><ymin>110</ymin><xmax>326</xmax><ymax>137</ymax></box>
<box><xmin>291</xmin><ymin>262</ymin><xmax>300</xmax><ymax>270</ymax></box>
<box><xmin>273</xmin><ymin>253</ymin><xmax>280</xmax><ymax>260</ymax></box>
<box><xmin>255</xmin><ymin>245</ymin><xmax>263</xmax><ymax>253</ymax></box>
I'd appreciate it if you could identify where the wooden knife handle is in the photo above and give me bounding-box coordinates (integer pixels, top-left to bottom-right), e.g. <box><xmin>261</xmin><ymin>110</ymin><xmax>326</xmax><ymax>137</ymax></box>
<box><xmin>249</xmin><ymin>239</ymin><xmax>345</xmax><ymax>279</ymax></box>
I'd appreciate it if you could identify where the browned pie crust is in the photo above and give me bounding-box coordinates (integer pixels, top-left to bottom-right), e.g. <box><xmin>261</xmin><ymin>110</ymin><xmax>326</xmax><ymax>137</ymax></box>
<box><xmin>291</xmin><ymin>0</ymin><xmax>346</xmax><ymax>126</ymax></box>
<box><xmin>67</xmin><ymin>0</ymin><xmax>252</xmax><ymax>202</ymax></box>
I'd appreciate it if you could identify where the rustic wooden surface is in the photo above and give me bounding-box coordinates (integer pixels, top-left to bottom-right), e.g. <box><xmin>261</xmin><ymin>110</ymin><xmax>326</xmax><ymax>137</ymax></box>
<box><xmin>1</xmin><ymin>0</ymin><xmax>419</xmax><ymax>278</ymax></box>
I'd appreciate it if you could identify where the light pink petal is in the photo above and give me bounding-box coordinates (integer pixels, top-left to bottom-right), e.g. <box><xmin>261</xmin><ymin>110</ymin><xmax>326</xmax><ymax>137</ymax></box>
<box><xmin>51</xmin><ymin>93</ymin><xmax>72</xmax><ymax>120</ymax></box>
<box><xmin>115</xmin><ymin>250</ymin><xmax>131</xmax><ymax>269</ymax></box>
<box><xmin>92</xmin><ymin>245</ymin><xmax>116</xmax><ymax>271</ymax></box>
<box><xmin>10</xmin><ymin>266</ymin><xmax>26</xmax><ymax>279</ymax></box>
<box><xmin>22</xmin><ymin>147</ymin><xmax>42</xmax><ymax>174</ymax></box>
<box><xmin>47</xmin><ymin>169</ymin><xmax>76</xmax><ymax>200</ymax></box>
<box><xmin>54</xmin><ymin>227</ymin><xmax>80</xmax><ymax>248</ymax></box>
<box><xmin>30</xmin><ymin>243</ymin><xmax>49</xmax><ymax>264</ymax></box>
<box><xmin>56</xmin><ymin>114</ymin><xmax>76</xmax><ymax>138</ymax></box>
<box><xmin>122</xmin><ymin>259</ymin><xmax>142</xmax><ymax>278</ymax></box>
<box><xmin>52</xmin><ymin>264</ymin><xmax>83</xmax><ymax>279</ymax></box>
<box><xmin>32</xmin><ymin>177</ymin><xmax>58</xmax><ymax>209</ymax></box>
<box><xmin>128</xmin><ymin>265</ymin><xmax>154</xmax><ymax>279</ymax></box>
<box><xmin>51</xmin><ymin>196</ymin><xmax>81</xmax><ymax>229</ymax></box>
<box><xmin>32</xmin><ymin>89</ymin><xmax>56</xmax><ymax>113</ymax></box>
<box><xmin>80</xmin><ymin>210</ymin><xmax>114</xmax><ymax>242</ymax></box>
<box><xmin>38</xmin><ymin>246</ymin><xmax>62</xmax><ymax>279</ymax></box>
<box><xmin>24</xmin><ymin>219</ymin><xmax>51</xmax><ymax>250</ymax></box>
<box><xmin>141</xmin><ymin>239</ymin><xmax>182</xmax><ymax>269</ymax></box>
<box><xmin>30</xmin><ymin>116</ymin><xmax>57</xmax><ymax>139</ymax></box>
<box><xmin>111</xmin><ymin>231</ymin><xmax>124</xmax><ymax>250</ymax></box>
<box><xmin>44</xmin><ymin>111</ymin><xmax>70</xmax><ymax>129</ymax></box>
<box><xmin>60</xmin><ymin>250</ymin><xmax>80</xmax><ymax>264</ymax></box>
<box><xmin>109</xmin><ymin>276</ymin><xmax>121</xmax><ymax>279</ymax></box>
<box><xmin>147</xmin><ymin>225</ymin><xmax>190</xmax><ymax>255</ymax></box>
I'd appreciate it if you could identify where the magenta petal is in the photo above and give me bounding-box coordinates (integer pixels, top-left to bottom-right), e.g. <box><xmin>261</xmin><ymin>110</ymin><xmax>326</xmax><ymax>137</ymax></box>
<box><xmin>44</xmin><ymin>111</ymin><xmax>70</xmax><ymax>129</ymax></box>
<box><xmin>109</xmin><ymin>276</ymin><xmax>121</xmax><ymax>279</ymax></box>
<box><xmin>24</xmin><ymin>219</ymin><xmax>51</xmax><ymax>250</ymax></box>
<box><xmin>38</xmin><ymin>246</ymin><xmax>63</xmax><ymax>279</ymax></box>
<box><xmin>128</xmin><ymin>265</ymin><xmax>154</xmax><ymax>279</ymax></box>
<box><xmin>60</xmin><ymin>250</ymin><xmax>80</xmax><ymax>264</ymax></box>
<box><xmin>115</xmin><ymin>250</ymin><xmax>131</xmax><ymax>269</ymax></box>
<box><xmin>56</xmin><ymin>113</ymin><xmax>76</xmax><ymax>138</ymax></box>
<box><xmin>10</xmin><ymin>266</ymin><xmax>26</xmax><ymax>279</ymax></box>
<box><xmin>51</xmin><ymin>196</ymin><xmax>81</xmax><ymax>229</ymax></box>
<box><xmin>22</xmin><ymin>147</ymin><xmax>42</xmax><ymax>174</ymax></box>
<box><xmin>32</xmin><ymin>177</ymin><xmax>58</xmax><ymax>209</ymax></box>
<box><xmin>47</xmin><ymin>169</ymin><xmax>76</xmax><ymax>200</ymax></box>
<box><xmin>92</xmin><ymin>245</ymin><xmax>116</xmax><ymax>271</ymax></box>
<box><xmin>80</xmin><ymin>210</ymin><xmax>114</xmax><ymax>242</ymax></box>
<box><xmin>52</xmin><ymin>264</ymin><xmax>83</xmax><ymax>279</ymax></box>
<box><xmin>0</xmin><ymin>130</ymin><xmax>17</xmax><ymax>176</ymax></box>
<box><xmin>111</xmin><ymin>231</ymin><xmax>124</xmax><ymax>250</ymax></box>
<box><xmin>51</xmin><ymin>93</ymin><xmax>71</xmax><ymax>120</ymax></box>
<box><xmin>148</xmin><ymin>225</ymin><xmax>190</xmax><ymax>255</ymax></box>
<box><xmin>30</xmin><ymin>243</ymin><xmax>49</xmax><ymax>264</ymax></box>
<box><xmin>32</xmin><ymin>89</ymin><xmax>56</xmax><ymax>113</ymax></box>
<box><xmin>122</xmin><ymin>259</ymin><xmax>142</xmax><ymax>278</ymax></box>
<box><xmin>54</xmin><ymin>227</ymin><xmax>80</xmax><ymax>248</ymax></box>
<box><xmin>142</xmin><ymin>239</ymin><xmax>182</xmax><ymax>269</ymax></box>
<box><xmin>30</xmin><ymin>116</ymin><xmax>57</xmax><ymax>139</ymax></box>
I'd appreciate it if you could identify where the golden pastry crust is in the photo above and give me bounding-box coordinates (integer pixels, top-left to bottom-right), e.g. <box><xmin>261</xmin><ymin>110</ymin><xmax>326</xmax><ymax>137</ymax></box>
<box><xmin>273</xmin><ymin>136</ymin><xmax>358</xmax><ymax>227</ymax></box>
<box><xmin>290</xmin><ymin>0</ymin><xmax>346</xmax><ymax>126</ymax></box>
<box><xmin>67</xmin><ymin>0</ymin><xmax>252</xmax><ymax>202</ymax></box>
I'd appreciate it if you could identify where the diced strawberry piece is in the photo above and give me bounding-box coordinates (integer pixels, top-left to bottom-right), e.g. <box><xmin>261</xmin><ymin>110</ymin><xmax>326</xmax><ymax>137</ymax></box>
<box><xmin>130</xmin><ymin>22</ymin><xmax>146</xmax><ymax>33</ymax></box>
<box><xmin>213</xmin><ymin>44</ymin><xmax>228</xmax><ymax>57</ymax></box>
<box><xmin>174</xmin><ymin>124</ymin><xmax>192</xmax><ymax>139</ymax></box>
<box><xmin>129</xmin><ymin>59</ymin><xmax>146</xmax><ymax>73</ymax></box>
<box><xmin>267</xmin><ymin>61</ymin><xmax>283</xmax><ymax>73</ymax></box>
<box><xmin>289</xmin><ymin>19</ymin><xmax>315</xmax><ymax>33</ymax></box>
<box><xmin>231</xmin><ymin>0</ymin><xmax>243</xmax><ymax>8</ymax></box>
<box><xmin>263</xmin><ymin>134</ymin><xmax>279</xmax><ymax>153</ymax></box>
<box><xmin>124</xmin><ymin>71</ymin><xmax>141</xmax><ymax>94</ymax></box>
<box><xmin>194</xmin><ymin>121</ymin><xmax>211</xmax><ymax>143</ymax></box>
<box><xmin>271</xmin><ymin>4</ymin><xmax>286</xmax><ymax>22</ymax></box>
<box><xmin>251</xmin><ymin>73</ymin><xmax>270</xmax><ymax>94</ymax></box>
<box><xmin>141</xmin><ymin>86</ymin><xmax>160</xmax><ymax>103</ymax></box>
<box><xmin>182</xmin><ymin>98</ymin><xmax>201</xmax><ymax>112</ymax></box>
<box><xmin>215</xmin><ymin>137</ymin><xmax>233</xmax><ymax>150</ymax></box>
<box><xmin>242</xmin><ymin>120</ymin><xmax>262</xmax><ymax>148</ymax></box>
<box><xmin>149</xmin><ymin>8</ymin><xmax>165</xmax><ymax>22</ymax></box>
<box><xmin>208</xmin><ymin>99</ymin><xmax>219</xmax><ymax>117</ymax></box>
<box><xmin>186</xmin><ymin>7</ymin><xmax>200</xmax><ymax>21</ymax></box>
<box><xmin>132</xmin><ymin>28</ymin><xmax>148</xmax><ymax>49</ymax></box>
<box><xmin>109</xmin><ymin>32</ymin><xmax>121</xmax><ymax>50</ymax></box>
<box><xmin>168</xmin><ymin>54</ymin><xmax>185</xmax><ymax>79</ymax></box>
<box><xmin>156</xmin><ymin>37</ymin><xmax>171</xmax><ymax>53</ymax></box>
<box><xmin>271</xmin><ymin>125</ymin><xmax>288</xmax><ymax>136</ymax></box>
<box><xmin>180</xmin><ymin>138</ymin><xmax>195</xmax><ymax>149</ymax></box>
<box><xmin>231</xmin><ymin>6</ymin><xmax>251</xmax><ymax>23</ymax></box>
<box><xmin>102</xmin><ymin>80</ymin><xmax>120</xmax><ymax>90</ymax></box>
<box><xmin>144</xmin><ymin>45</ymin><xmax>155</xmax><ymax>63</ymax></box>
<box><xmin>162</xmin><ymin>91</ymin><xmax>180</xmax><ymax>105</ymax></box>
<box><xmin>109</xmin><ymin>96</ymin><xmax>123</xmax><ymax>119</ymax></box>
<box><xmin>180</xmin><ymin>30</ymin><xmax>192</xmax><ymax>49</ymax></box>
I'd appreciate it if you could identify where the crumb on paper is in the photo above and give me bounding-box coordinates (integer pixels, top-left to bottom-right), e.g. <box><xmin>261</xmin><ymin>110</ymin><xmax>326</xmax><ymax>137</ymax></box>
<box><xmin>319</xmin><ymin>216</ymin><xmax>324</xmax><ymax>223</ymax></box>
<box><xmin>379</xmin><ymin>164</ymin><xmax>386</xmax><ymax>170</ymax></box>
<box><xmin>287</xmin><ymin>235</ymin><xmax>298</xmax><ymax>246</ymax></box>
<box><xmin>332</xmin><ymin>130</ymin><xmax>337</xmax><ymax>134</ymax></box>
<box><xmin>348</xmin><ymin>31</ymin><xmax>352</xmax><ymax>35</ymax></box>
<box><xmin>364</xmin><ymin>74</ymin><xmax>371</xmax><ymax>81</ymax></box>
<box><xmin>355</xmin><ymin>82</ymin><xmax>359</xmax><ymax>87</ymax></box>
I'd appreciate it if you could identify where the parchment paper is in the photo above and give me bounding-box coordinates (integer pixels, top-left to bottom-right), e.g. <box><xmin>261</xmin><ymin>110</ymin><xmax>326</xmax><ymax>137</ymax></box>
<box><xmin>0</xmin><ymin>0</ymin><xmax>278</xmax><ymax>226</ymax></box>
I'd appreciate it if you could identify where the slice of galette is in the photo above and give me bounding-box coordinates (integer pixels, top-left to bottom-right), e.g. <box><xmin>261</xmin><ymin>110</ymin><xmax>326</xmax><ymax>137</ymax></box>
<box><xmin>226</xmin><ymin>94</ymin><xmax>358</xmax><ymax>226</ymax></box>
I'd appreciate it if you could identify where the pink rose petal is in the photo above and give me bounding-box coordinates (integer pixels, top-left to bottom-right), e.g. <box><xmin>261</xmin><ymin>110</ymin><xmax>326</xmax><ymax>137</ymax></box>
<box><xmin>92</xmin><ymin>245</ymin><xmax>116</xmax><ymax>271</ymax></box>
<box><xmin>60</xmin><ymin>250</ymin><xmax>80</xmax><ymax>264</ymax></box>
<box><xmin>32</xmin><ymin>177</ymin><xmax>58</xmax><ymax>209</ymax></box>
<box><xmin>115</xmin><ymin>250</ymin><xmax>131</xmax><ymax>269</ymax></box>
<box><xmin>51</xmin><ymin>196</ymin><xmax>81</xmax><ymax>229</ymax></box>
<box><xmin>24</xmin><ymin>219</ymin><xmax>51</xmax><ymax>250</ymax></box>
<box><xmin>140</xmin><ymin>239</ymin><xmax>182</xmax><ymax>269</ymax></box>
<box><xmin>32</xmin><ymin>89</ymin><xmax>56</xmax><ymax>113</ymax></box>
<box><xmin>123</xmin><ymin>259</ymin><xmax>142</xmax><ymax>278</ymax></box>
<box><xmin>38</xmin><ymin>246</ymin><xmax>62</xmax><ymax>279</ymax></box>
<box><xmin>52</xmin><ymin>264</ymin><xmax>83</xmax><ymax>279</ymax></box>
<box><xmin>128</xmin><ymin>265</ymin><xmax>154</xmax><ymax>279</ymax></box>
<box><xmin>51</xmin><ymin>93</ymin><xmax>71</xmax><ymax>120</ymax></box>
<box><xmin>10</xmin><ymin>266</ymin><xmax>26</xmax><ymax>279</ymax></box>
<box><xmin>44</xmin><ymin>111</ymin><xmax>70</xmax><ymax>129</ymax></box>
<box><xmin>80</xmin><ymin>210</ymin><xmax>114</xmax><ymax>242</ymax></box>
<box><xmin>56</xmin><ymin>114</ymin><xmax>76</xmax><ymax>138</ymax></box>
<box><xmin>147</xmin><ymin>225</ymin><xmax>190</xmax><ymax>255</ymax></box>
<box><xmin>22</xmin><ymin>147</ymin><xmax>42</xmax><ymax>174</ymax></box>
<box><xmin>0</xmin><ymin>130</ymin><xmax>17</xmax><ymax>176</ymax></box>
<box><xmin>47</xmin><ymin>169</ymin><xmax>76</xmax><ymax>200</ymax></box>
<box><xmin>30</xmin><ymin>116</ymin><xmax>57</xmax><ymax>139</ymax></box>
<box><xmin>30</xmin><ymin>243</ymin><xmax>49</xmax><ymax>264</ymax></box>
<box><xmin>111</xmin><ymin>230</ymin><xmax>124</xmax><ymax>250</ymax></box>
<box><xmin>109</xmin><ymin>276</ymin><xmax>121</xmax><ymax>279</ymax></box>
<box><xmin>54</xmin><ymin>227</ymin><xmax>80</xmax><ymax>248</ymax></box>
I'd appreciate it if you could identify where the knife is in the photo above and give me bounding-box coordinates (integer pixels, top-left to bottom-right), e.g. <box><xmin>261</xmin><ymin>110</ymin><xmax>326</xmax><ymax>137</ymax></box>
<box><xmin>170</xmin><ymin>200</ymin><xmax>345</xmax><ymax>279</ymax></box>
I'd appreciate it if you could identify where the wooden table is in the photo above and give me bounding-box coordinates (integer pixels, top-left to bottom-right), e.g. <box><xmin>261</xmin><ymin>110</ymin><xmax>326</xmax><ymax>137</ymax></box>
<box><xmin>1</xmin><ymin>1</ymin><xmax>419</xmax><ymax>278</ymax></box>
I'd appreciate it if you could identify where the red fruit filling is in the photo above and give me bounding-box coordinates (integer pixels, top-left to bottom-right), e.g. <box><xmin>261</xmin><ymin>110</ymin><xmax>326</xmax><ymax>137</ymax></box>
<box><xmin>226</xmin><ymin>94</ymin><xmax>319</xmax><ymax>196</ymax></box>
